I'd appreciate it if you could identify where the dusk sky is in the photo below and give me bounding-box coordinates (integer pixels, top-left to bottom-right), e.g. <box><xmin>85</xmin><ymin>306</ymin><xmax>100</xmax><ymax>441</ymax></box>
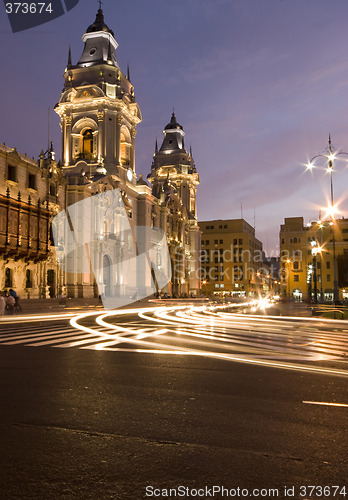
<box><xmin>2</xmin><ymin>0</ymin><xmax>348</xmax><ymax>254</ymax></box>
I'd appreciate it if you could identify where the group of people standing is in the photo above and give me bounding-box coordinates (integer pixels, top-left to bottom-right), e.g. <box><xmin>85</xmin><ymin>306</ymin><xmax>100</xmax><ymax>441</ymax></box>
<box><xmin>0</xmin><ymin>289</ymin><xmax>22</xmax><ymax>316</ymax></box>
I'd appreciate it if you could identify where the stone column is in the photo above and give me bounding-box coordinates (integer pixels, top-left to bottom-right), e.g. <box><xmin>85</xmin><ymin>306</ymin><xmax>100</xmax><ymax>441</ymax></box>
<box><xmin>65</xmin><ymin>116</ymin><xmax>72</xmax><ymax>166</ymax></box>
<box><xmin>130</xmin><ymin>128</ymin><xmax>136</xmax><ymax>173</ymax></box>
<box><xmin>115</xmin><ymin>115</ymin><xmax>122</xmax><ymax>165</ymax></box>
<box><xmin>97</xmin><ymin>111</ymin><xmax>105</xmax><ymax>161</ymax></box>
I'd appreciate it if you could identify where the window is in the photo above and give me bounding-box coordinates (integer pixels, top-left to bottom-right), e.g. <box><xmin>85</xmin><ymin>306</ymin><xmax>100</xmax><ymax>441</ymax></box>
<box><xmin>293</xmin><ymin>261</ymin><xmax>299</xmax><ymax>270</ymax></box>
<box><xmin>327</xmin><ymin>274</ymin><xmax>331</xmax><ymax>282</ymax></box>
<box><xmin>220</xmin><ymin>265</ymin><xmax>224</xmax><ymax>272</ymax></box>
<box><xmin>220</xmin><ymin>275</ymin><xmax>224</xmax><ymax>281</ymax></box>
<box><xmin>50</xmin><ymin>183</ymin><xmax>56</xmax><ymax>197</ymax></box>
<box><xmin>233</xmin><ymin>239</ymin><xmax>237</xmax><ymax>245</ymax></box>
<box><xmin>82</xmin><ymin>129</ymin><xmax>94</xmax><ymax>159</ymax></box>
<box><xmin>317</xmin><ymin>262</ymin><xmax>321</xmax><ymax>269</ymax></box>
<box><xmin>326</xmin><ymin>262</ymin><xmax>330</xmax><ymax>269</ymax></box>
<box><xmin>206</xmin><ymin>240</ymin><xmax>209</xmax><ymax>245</ymax></box>
<box><xmin>214</xmin><ymin>240</ymin><xmax>218</xmax><ymax>245</ymax></box>
<box><xmin>219</xmin><ymin>225</ymin><xmax>222</xmax><ymax>229</ymax></box>
<box><xmin>294</xmin><ymin>275</ymin><xmax>299</xmax><ymax>282</ymax></box>
<box><xmin>28</xmin><ymin>173</ymin><xmax>36</xmax><ymax>190</ymax></box>
<box><xmin>25</xmin><ymin>270</ymin><xmax>33</xmax><ymax>289</ymax></box>
<box><xmin>294</xmin><ymin>237</ymin><xmax>298</xmax><ymax>243</ymax></box>
<box><xmin>215</xmin><ymin>257</ymin><xmax>218</xmax><ymax>263</ymax></box>
<box><xmin>219</xmin><ymin>239</ymin><xmax>223</xmax><ymax>245</ymax></box>
<box><xmin>7</xmin><ymin>165</ymin><xmax>17</xmax><ymax>182</ymax></box>
<box><xmin>5</xmin><ymin>268</ymin><xmax>12</xmax><ymax>288</ymax></box>
<box><xmin>239</xmin><ymin>238</ymin><xmax>243</xmax><ymax>245</ymax></box>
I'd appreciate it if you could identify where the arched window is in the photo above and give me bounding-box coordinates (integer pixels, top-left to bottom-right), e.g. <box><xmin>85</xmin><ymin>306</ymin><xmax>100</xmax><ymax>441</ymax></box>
<box><xmin>5</xmin><ymin>268</ymin><xmax>12</xmax><ymax>288</ymax></box>
<box><xmin>82</xmin><ymin>129</ymin><xmax>94</xmax><ymax>160</ymax></box>
<box><xmin>120</xmin><ymin>131</ymin><xmax>130</xmax><ymax>165</ymax></box>
<box><xmin>50</xmin><ymin>183</ymin><xmax>56</xmax><ymax>197</ymax></box>
<box><xmin>26</xmin><ymin>269</ymin><xmax>33</xmax><ymax>289</ymax></box>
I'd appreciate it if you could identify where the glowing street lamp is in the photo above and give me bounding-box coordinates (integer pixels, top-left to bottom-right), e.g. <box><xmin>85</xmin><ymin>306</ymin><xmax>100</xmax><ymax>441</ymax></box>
<box><xmin>306</xmin><ymin>135</ymin><xmax>348</xmax><ymax>303</ymax></box>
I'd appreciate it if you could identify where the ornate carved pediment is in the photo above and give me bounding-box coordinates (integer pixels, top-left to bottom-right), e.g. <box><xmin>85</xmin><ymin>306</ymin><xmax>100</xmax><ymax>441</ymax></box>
<box><xmin>74</xmin><ymin>85</ymin><xmax>105</xmax><ymax>99</ymax></box>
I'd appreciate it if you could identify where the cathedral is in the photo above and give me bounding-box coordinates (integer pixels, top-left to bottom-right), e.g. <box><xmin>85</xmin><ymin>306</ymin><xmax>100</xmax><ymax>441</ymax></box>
<box><xmin>0</xmin><ymin>7</ymin><xmax>200</xmax><ymax>300</ymax></box>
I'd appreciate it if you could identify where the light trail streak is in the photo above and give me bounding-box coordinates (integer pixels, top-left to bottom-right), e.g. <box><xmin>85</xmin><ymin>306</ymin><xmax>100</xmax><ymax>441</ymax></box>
<box><xmin>0</xmin><ymin>312</ymin><xmax>79</xmax><ymax>323</ymax></box>
<box><xmin>302</xmin><ymin>401</ymin><xmax>348</xmax><ymax>407</ymax></box>
<box><xmin>68</xmin><ymin>304</ymin><xmax>348</xmax><ymax>377</ymax></box>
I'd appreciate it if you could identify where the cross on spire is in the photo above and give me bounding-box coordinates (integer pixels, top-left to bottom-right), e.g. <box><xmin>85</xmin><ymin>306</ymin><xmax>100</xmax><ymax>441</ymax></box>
<box><xmin>98</xmin><ymin>0</ymin><xmax>103</xmax><ymax>10</ymax></box>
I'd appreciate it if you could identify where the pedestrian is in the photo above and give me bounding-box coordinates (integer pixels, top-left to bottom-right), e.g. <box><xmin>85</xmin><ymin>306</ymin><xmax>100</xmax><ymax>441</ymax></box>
<box><xmin>14</xmin><ymin>295</ymin><xmax>22</xmax><ymax>314</ymax></box>
<box><xmin>0</xmin><ymin>292</ymin><xmax>5</xmax><ymax>316</ymax></box>
<box><xmin>5</xmin><ymin>293</ymin><xmax>15</xmax><ymax>315</ymax></box>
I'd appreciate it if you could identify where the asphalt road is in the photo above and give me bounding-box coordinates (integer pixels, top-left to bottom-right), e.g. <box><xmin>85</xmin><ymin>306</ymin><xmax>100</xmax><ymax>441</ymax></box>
<box><xmin>0</xmin><ymin>305</ymin><xmax>347</xmax><ymax>499</ymax></box>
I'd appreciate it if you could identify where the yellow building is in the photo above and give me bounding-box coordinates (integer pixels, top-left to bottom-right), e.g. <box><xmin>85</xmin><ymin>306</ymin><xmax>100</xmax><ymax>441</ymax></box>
<box><xmin>280</xmin><ymin>216</ymin><xmax>348</xmax><ymax>302</ymax></box>
<box><xmin>198</xmin><ymin>219</ymin><xmax>267</xmax><ymax>297</ymax></box>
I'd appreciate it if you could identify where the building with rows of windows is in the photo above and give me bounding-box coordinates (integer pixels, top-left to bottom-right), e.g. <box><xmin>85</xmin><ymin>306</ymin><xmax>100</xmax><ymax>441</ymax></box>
<box><xmin>280</xmin><ymin>216</ymin><xmax>348</xmax><ymax>302</ymax></box>
<box><xmin>198</xmin><ymin>219</ymin><xmax>268</xmax><ymax>297</ymax></box>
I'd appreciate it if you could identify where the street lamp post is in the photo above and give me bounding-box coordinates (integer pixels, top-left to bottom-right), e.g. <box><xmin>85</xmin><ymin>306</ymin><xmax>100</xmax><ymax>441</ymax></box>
<box><xmin>306</xmin><ymin>135</ymin><xmax>348</xmax><ymax>304</ymax></box>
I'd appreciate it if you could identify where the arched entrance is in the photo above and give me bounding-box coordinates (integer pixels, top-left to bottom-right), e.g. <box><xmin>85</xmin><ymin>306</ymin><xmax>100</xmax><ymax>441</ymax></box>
<box><xmin>47</xmin><ymin>270</ymin><xmax>56</xmax><ymax>298</ymax></box>
<box><xmin>292</xmin><ymin>289</ymin><xmax>302</xmax><ymax>302</ymax></box>
<box><xmin>103</xmin><ymin>255</ymin><xmax>111</xmax><ymax>297</ymax></box>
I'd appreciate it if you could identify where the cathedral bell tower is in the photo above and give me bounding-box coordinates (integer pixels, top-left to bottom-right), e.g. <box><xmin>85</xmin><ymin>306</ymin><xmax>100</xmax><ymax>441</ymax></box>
<box><xmin>148</xmin><ymin>112</ymin><xmax>199</xmax><ymax>220</ymax></box>
<box><xmin>148</xmin><ymin>113</ymin><xmax>201</xmax><ymax>296</ymax></box>
<box><xmin>54</xmin><ymin>7</ymin><xmax>141</xmax><ymax>182</ymax></box>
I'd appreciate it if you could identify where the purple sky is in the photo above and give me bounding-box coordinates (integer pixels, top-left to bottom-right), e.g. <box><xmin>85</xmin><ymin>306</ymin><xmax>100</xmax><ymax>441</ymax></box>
<box><xmin>2</xmin><ymin>0</ymin><xmax>348</xmax><ymax>254</ymax></box>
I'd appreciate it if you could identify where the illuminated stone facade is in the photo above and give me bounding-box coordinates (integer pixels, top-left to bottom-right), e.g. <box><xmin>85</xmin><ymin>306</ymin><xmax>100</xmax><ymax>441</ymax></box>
<box><xmin>0</xmin><ymin>8</ymin><xmax>200</xmax><ymax>299</ymax></box>
<box><xmin>0</xmin><ymin>144</ymin><xmax>64</xmax><ymax>298</ymax></box>
<box><xmin>148</xmin><ymin>113</ymin><xmax>201</xmax><ymax>296</ymax></box>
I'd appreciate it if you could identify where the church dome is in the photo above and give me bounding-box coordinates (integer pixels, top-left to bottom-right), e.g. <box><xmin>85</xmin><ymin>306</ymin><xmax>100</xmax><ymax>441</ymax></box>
<box><xmin>86</xmin><ymin>9</ymin><xmax>114</xmax><ymax>37</ymax></box>
<box><xmin>164</xmin><ymin>112</ymin><xmax>183</xmax><ymax>131</ymax></box>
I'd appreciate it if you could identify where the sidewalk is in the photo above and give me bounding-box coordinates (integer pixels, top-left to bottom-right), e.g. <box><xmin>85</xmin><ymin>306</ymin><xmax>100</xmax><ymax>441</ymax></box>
<box><xmin>11</xmin><ymin>297</ymin><xmax>104</xmax><ymax>316</ymax></box>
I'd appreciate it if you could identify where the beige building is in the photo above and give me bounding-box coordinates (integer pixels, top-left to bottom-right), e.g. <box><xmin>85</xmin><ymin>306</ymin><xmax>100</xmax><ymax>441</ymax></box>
<box><xmin>280</xmin><ymin>216</ymin><xmax>348</xmax><ymax>302</ymax></box>
<box><xmin>199</xmin><ymin>219</ymin><xmax>266</xmax><ymax>297</ymax></box>
<box><xmin>0</xmin><ymin>144</ymin><xmax>64</xmax><ymax>298</ymax></box>
<box><xmin>0</xmin><ymin>8</ymin><xmax>201</xmax><ymax>300</ymax></box>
